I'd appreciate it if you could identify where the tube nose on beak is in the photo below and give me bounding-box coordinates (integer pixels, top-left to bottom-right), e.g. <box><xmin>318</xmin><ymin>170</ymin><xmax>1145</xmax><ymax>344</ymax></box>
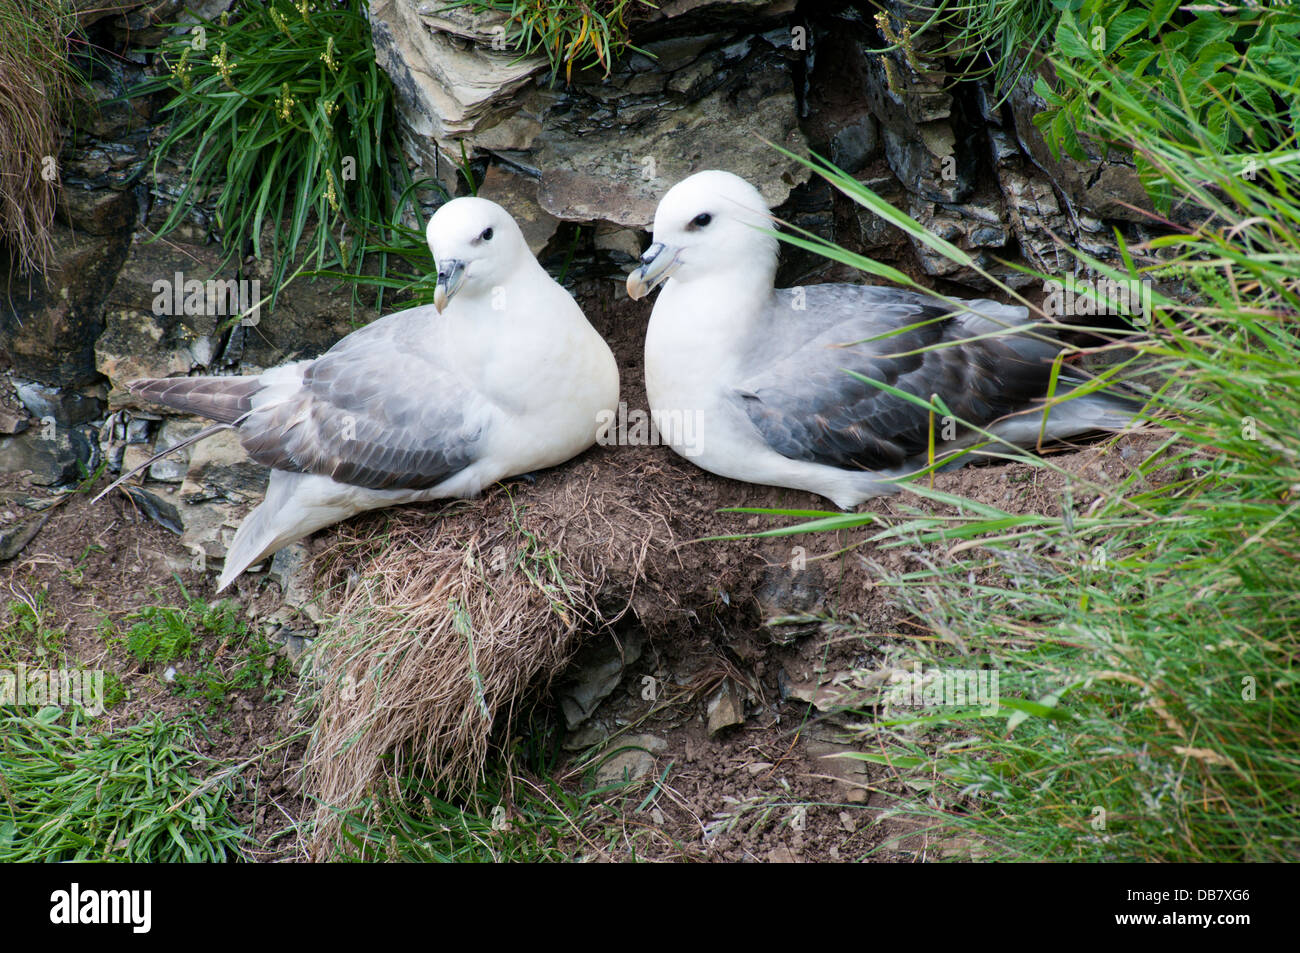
<box><xmin>626</xmin><ymin>243</ymin><xmax>679</xmax><ymax>300</ymax></box>
<box><xmin>433</xmin><ymin>259</ymin><xmax>467</xmax><ymax>313</ymax></box>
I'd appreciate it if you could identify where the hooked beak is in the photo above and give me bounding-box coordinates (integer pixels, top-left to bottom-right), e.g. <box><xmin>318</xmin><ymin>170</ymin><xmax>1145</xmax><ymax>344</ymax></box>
<box><xmin>626</xmin><ymin>243</ymin><xmax>681</xmax><ymax>300</ymax></box>
<box><xmin>433</xmin><ymin>259</ymin><xmax>467</xmax><ymax>313</ymax></box>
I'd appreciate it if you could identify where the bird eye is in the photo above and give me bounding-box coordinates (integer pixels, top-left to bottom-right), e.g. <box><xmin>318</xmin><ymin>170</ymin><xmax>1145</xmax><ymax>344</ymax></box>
<box><xmin>690</xmin><ymin>213</ymin><xmax>712</xmax><ymax>229</ymax></box>
<box><xmin>480</xmin><ymin>227</ymin><xmax>493</xmax><ymax>241</ymax></box>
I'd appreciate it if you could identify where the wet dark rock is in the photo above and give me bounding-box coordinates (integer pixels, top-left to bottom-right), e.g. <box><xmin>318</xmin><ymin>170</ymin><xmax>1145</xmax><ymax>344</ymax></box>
<box><xmin>266</xmin><ymin>620</ymin><xmax>314</xmax><ymax>664</ymax></box>
<box><xmin>989</xmin><ymin>130</ymin><xmax>1076</xmax><ymax>277</ymax></box>
<box><xmin>59</xmin><ymin>60</ymin><xmax>153</xmax><ymax>238</ymax></box>
<box><xmin>14</xmin><ymin>379</ymin><xmax>104</xmax><ymax>429</ymax></box>
<box><xmin>861</xmin><ymin>41</ymin><xmax>953</xmax><ymax>128</ymax></box>
<box><xmin>68</xmin><ymin>0</ymin><xmax>142</xmax><ymax>30</ymax></box>
<box><xmin>0</xmin><ymin>407</ymin><xmax>28</xmax><ymax>435</ymax></box>
<box><xmin>120</xmin><ymin>484</ymin><xmax>184</xmax><ymax>535</ymax></box>
<box><xmin>0</xmin><ymin>224</ymin><xmax>131</xmax><ymax>388</ymax></box>
<box><xmin>0</xmin><ymin>511</ymin><xmax>52</xmax><ymax>561</ymax></box>
<box><xmin>829</xmin><ymin>115</ymin><xmax>880</xmax><ymax>176</ymax></box>
<box><xmin>1005</xmin><ymin>70</ymin><xmax>1153</xmax><ymax>224</ymax></box>
<box><xmin>851</xmin><ymin>172</ymin><xmax>909</xmax><ymax>251</ymax></box>
<box><xmin>907</xmin><ymin>191</ymin><xmax>1028</xmax><ymax>288</ymax></box>
<box><xmin>101</xmin><ymin>0</ymin><xmax>235</xmax><ymax>47</ymax></box>
<box><xmin>650</xmin><ymin>0</ymin><xmax>796</xmax><ymax>28</ymax></box>
<box><xmin>882</xmin><ymin>121</ymin><xmax>975</xmax><ymax>204</ymax></box>
<box><xmin>775</xmin><ymin>176</ymin><xmax>836</xmax><ymax>286</ymax></box>
<box><xmin>58</xmin><ymin>186</ymin><xmax>137</xmax><ymax>236</ymax></box>
<box><xmin>556</xmin><ymin>630</ymin><xmax>645</xmax><ymax>729</ymax></box>
<box><xmin>0</xmin><ymin>423</ymin><xmax>95</xmax><ymax>486</ymax></box>
<box><xmin>593</xmin><ymin>222</ymin><xmax>644</xmax><ymax>265</ymax></box>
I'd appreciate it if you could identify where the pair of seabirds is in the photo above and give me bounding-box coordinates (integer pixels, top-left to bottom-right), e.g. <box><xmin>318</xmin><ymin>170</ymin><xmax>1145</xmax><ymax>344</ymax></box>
<box><xmin>101</xmin><ymin>170</ymin><xmax>1137</xmax><ymax>591</ymax></box>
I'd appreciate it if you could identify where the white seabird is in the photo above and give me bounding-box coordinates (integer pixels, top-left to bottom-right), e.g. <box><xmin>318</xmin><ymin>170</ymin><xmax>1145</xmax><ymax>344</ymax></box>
<box><xmin>626</xmin><ymin>170</ymin><xmax>1139</xmax><ymax>508</ymax></box>
<box><xmin>102</xmin><ymin>196</ymin><xmax>620</xmax><ymax>590</ymax></box>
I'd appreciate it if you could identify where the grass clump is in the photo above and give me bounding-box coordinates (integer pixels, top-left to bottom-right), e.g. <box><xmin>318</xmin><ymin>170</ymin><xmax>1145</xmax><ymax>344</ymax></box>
<box><xmin>108</xmin><ymin>585</ymin><xmax>291</xmax><ymax>716</ymax></box>
<box><xmin>0</xmin><ymin>706</ymin><xmax>248</xmax><ymax>862</ymax></box>
<box><xmin>331</xmin><ymin>731</ymin><xmax>614</xmax><ymax>862</ymax></box>
<box><xmin>131</xmin><ymin>0</ymin><xmax>406</xmax><ymax>304</ymax></box>
<box><xmin>329</xmin><ymin>711</ymin><xmax>707</xmax><ymax>861</ymax></box>
<box><xmin>0</xmin><ymin>0</ymin><xmax>80</xmax><ymax>276</ymax></box>
<box><xmin>444</xmin><ymin>0</ymin><xmax>653</xmax><ymax>82</ymax></box>
<box><xmin>118</xmin><ymin>590</ymin><xmax>244</xmax><ymax>664</ymax></box>
<box><xmin>1</xmin><ymin>589</ymin><xmax>66</xmax><ymax>664</ymax></box>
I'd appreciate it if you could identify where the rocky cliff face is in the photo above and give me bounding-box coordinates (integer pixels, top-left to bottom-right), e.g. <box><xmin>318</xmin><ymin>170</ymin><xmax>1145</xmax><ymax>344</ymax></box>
<box><xmin>0</xmin><ymin>0</ymin><xmax>1154</xmax><ymax>580</ymax></box>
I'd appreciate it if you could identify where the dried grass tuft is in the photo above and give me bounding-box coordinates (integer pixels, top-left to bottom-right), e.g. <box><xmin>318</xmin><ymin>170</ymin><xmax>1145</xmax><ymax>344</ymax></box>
<box><xmin>304</xmin><ymin>496</ymin><xmax>613</xmax><ymax>856</ymax></box>
<box><xmin>0</xmin><ymin>0</ymin><xmax>77</xmax><ymax>278</ymax></box>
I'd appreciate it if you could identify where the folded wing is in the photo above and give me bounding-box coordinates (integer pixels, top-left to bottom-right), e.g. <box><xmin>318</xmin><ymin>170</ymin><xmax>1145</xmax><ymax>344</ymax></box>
<box><xmin>133</xmin><ymin>310</ymin><xmax>488</xmax><ymax>491</ymax></box>
<box><xmin>735</xmin><ymin>286</ymin><xmax>1061</xmax><ymax>470</ymax></box>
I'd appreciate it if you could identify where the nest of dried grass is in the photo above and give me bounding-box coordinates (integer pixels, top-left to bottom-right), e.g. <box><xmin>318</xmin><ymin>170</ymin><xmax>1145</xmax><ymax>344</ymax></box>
<box><xmin>304</xmin><ymin>515</ymin><xmax>591</xmax><ymax>853</ymax></box>
<box><xmin>302</xmin><ymin>458</ymin><xmax>686</xmax><ymax>856</ymax></box>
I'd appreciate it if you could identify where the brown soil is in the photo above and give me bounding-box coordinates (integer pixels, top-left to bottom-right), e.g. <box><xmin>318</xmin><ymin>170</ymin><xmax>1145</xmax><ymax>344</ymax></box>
<box><xmin>0</xmin><ymin>274</ymin><xmax>1160</xmax><ymax>863</ymax></box>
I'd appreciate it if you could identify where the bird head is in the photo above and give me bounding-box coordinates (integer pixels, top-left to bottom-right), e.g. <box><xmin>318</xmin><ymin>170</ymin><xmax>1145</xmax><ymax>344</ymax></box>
<box><xmin>425</xmin><ymin>197</ymin><xmax>529</xmax><ymax>313</ymax></box>
<box><xmin>626</xmin><ymin>170</ymin><xmax>780</xmax><ymax>300</ymax></box>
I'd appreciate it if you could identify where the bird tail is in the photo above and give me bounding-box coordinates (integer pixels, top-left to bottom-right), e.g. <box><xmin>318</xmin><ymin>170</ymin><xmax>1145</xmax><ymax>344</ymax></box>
<box><xmin>92</xmin><ymin>375</ymin><xmax>263</xmax><ymax>504</ymax></box>
<box><xmin>981</xmin><ymin>383</ymin><xmax>1146</xmax><ymax>450</ymax></box>
<box><xmin>130</xmin><ymin>375</ymin><xmax>262</xmax><ymax>425</ymax></box>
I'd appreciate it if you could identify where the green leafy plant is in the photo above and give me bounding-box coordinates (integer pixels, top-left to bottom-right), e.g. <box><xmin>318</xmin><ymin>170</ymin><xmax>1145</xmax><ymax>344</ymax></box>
<box><xmin>109</xmin><ymin>585</ymin><xmax>291</xmax><ymax>714</ymax></box>
<box><xmin>1035</xmin><ymin>1</ymin><xmax>1300</xmax><ymax>159</ymax></box>
<box><xmin>1</xmin><ymin>590</ymin><xmax>65</xmax><ymax>663</ymax></box>
<box><xmin>116</xmin><ymin>588</ymin><xmax>245</xmax><ymax>665</ymax></box>
<box><xmin>131</xmin><ymin>0</ymin><xmax>406</xmax><ymax>304</ymax></box>
<box><xmin>0</xmin><ymin>707</ymin><xmax>248</xmax><ymax>862</ymax></box>
<box><xmin>174</xmin><ymin>628</ymin><xmax>292</xmax><ymax>716</ymax></box>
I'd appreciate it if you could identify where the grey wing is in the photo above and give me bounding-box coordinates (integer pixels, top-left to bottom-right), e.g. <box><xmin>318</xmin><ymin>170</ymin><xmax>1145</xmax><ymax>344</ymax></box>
<box><xmin>238</xmin><ymin>314</ymin><xmax>487</xmax><ymax>490</ymax></box>
<box><xmin>736</xmin><ymin>286</ymin><xmax>1062</xmax><ymax>470</ymax></box>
